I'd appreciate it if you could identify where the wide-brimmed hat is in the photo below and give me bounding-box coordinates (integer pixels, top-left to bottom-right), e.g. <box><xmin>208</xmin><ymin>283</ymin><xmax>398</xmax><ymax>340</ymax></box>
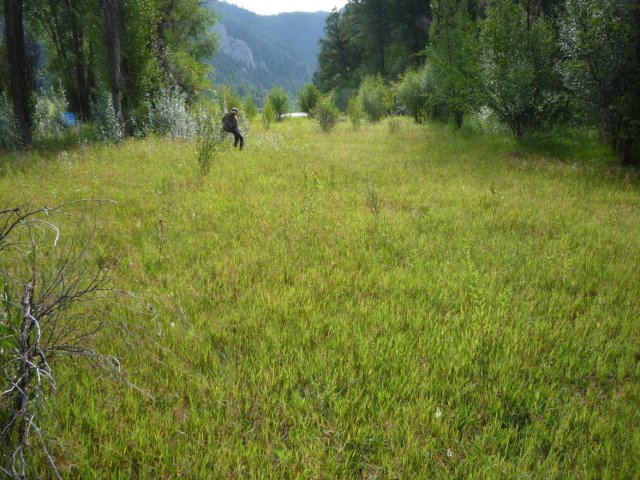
<box><xmin>231</xmin><ymin>107</ymin><xmax>239</xmax><ymax>113</ymax></box>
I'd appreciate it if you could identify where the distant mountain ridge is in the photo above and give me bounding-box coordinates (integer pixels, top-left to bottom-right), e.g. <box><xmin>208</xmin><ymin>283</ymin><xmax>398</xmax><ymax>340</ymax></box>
<box><xmin>206</xmin><ymin>1</ymin><xmax>328</xmax><ymax>106</ymax></box>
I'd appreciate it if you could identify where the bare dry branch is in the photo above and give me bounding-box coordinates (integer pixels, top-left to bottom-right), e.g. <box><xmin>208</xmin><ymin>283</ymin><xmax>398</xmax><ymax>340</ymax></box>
<box><xmin>0</xmin><ymin>199</ymin><xmax>144</xmax><ymax>479</ymax></box>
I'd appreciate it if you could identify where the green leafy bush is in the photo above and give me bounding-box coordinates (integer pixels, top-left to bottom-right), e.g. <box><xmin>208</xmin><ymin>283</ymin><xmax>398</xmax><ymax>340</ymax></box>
<box><xmin>297</xmin><ymin>84</ymin><xmax>321</xmax><ymax>116</ymax></box>
<box><xmin>427</xmin><ymin>0</ymin><xmax>481</xmax><ymax>127</ymax></box>
<box><xmin>262</xmin><ymin>100</ymin><xmax>275</xmax><ymax>129</ymax></box>
<box><xmin>559</xmin><ymin>0</ymin><xmax>640</xmax><ymax>165</ymax></box>
<box><xmin>315</xmin><ymin>95</ymin><xmax>340</xmax><ymax>133</ymax></box>
<box><xmin>243</xmin><ymin>97</ymin><xmax>258</xmax><ymax>120</ymax></box>
<box><xmin>395</xmin><ymin>68</ymin><xmax>429</xmax><ymax>123</ymax></box>
<box><xmin>347</xmin><ymin>97</ymin><xmax>364</xmax><ymax>130</ymax></box>
<box><xmin>357</xmin><ymin>76</ymin><xmax>390</xmax><ymax>122</ymax></box>
<box><xmin>217</xmin><ymin>85</ymin><xmax>243</xmax><ymax>114</ymax></box>
<box><xmin>195</xmin><ymin>110</ymin><xmax>227</xmax><ymax>175</ymax></box>
<box><xmin>479</xmin><ymin>0</ymin><xmax>559</xmax><ymax>139</ymax></box>
<box><xmin>266</xmin><ymin>87</ymin><xmax>290</xmax><ymax>122</ymax></box>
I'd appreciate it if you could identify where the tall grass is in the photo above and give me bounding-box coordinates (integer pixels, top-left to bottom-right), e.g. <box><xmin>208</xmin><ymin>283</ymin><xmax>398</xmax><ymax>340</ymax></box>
<box><xmin>0</xmin><ymin>119</ymin><xmax>638</xmax><ymax>478</ymax></box>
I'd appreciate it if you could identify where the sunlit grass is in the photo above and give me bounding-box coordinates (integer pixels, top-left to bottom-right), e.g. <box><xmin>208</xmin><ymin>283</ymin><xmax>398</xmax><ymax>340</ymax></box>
<box><xmin>1</xmin><ymin>118</ymin><xmax>639</xmax><ymax>478</ymax></box>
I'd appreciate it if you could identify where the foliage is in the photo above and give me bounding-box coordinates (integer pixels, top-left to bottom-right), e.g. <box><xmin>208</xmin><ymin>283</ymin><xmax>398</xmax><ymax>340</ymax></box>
<box><xmin>211</xmin><ymin>3</ymin><xmax>326</xmax><ymax>104</ymax></box>
<box><xmin>217</xmin><ymin>85</ymin><xmax>243</xmax><ymax>114</ymax></box>
<box><xmin>266</xmin><ymin>87</ymin><xmax>290</xmax><ymax>122</ymax></box>
<box><xmin>357</xmin><ymin>75</ymin><xmax>390</xmax><ymax>122</ymax></box>
<box><xmin>427</xmin><ymin>0</ymin><xmax>481</xmax><ymax>127</ymax></box>
<box><xmin>394</xmin><ymin>67</ymin><xmax>429</xmax><ymax>123</ymax></box>
<box><xmin>10</xmin><ymin>0</ymin><xmax>217</xmax><ymax>138</ymax></box>
<box><xmin>314</xmin><ymin>8</ymin><xmax>362</xmax><ymax>92</ymax></box>
<box><xmin>195</xmin><ymin>110</ymin><xmax>227</xmax><ymax>175</ymax></box>
<box><xmin>297</xmin><ymin>84</ymin><xmax>321</xmax><ymax>116</ymax></box>
<box><xmin>129</xmin><ymin>0</ymin><xmax>217</xmax><ymax>103</ymax></box>
<box><xmin>479</xmin><ymin>0</ymin><xmax>560</xmax><ymax>139</ymax></box>
<box><xmin>387</xmin><ymin>115</ymin><xmax>400</xmax><ymax>134</ymax></box>
<box><xmin>145</xmin><ymin>86</ymin><xmax>196</xmax><ymax>140</ymax></box>
<box><xmin>558</xmin><ymin>0</ymin><xmax>640</xmax><ymax>165</ymax></box>
<box><xmin>262</xmin><ymin>99</ymin><xmax>275</xmax><ymax>129</ymax></box>
<box><xmin>33</xmin><ymin>87</ymin><xmax>70</xmax><ymax>145</ymax></box>
<box><xmin>347</xmin><ymin>96</ymin><xmax>365</xmax><ymax>130</ymax></box>
<box><xmin>93</xmin><ymin>92</ymin><xmax>124</xmax><ymax>142</ymax></box>
<box><xmin>315</xmin><ymin>0</ymin><xmax>431</xmax><ymax>91</ymax></box>
<box><xmin>0</xmin><ymin>94</ymin><xmax>17</xmax><ymax>149</ymax></box>
<box><xmin>315</xmin><ymin>94</ymin><xmax>340</xmax><ymax>133</ymax></box>
<box><xmin>243</xmin><ymin>96</ymin><xmax>258</xmax><ymax>119</ymax></box>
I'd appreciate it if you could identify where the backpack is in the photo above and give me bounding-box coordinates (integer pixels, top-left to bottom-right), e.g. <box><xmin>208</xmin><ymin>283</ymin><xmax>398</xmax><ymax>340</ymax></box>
<box><xmin>222</xmin><ymin>112</ymin><xmax>233</xmax><ymax>132</ymax></box>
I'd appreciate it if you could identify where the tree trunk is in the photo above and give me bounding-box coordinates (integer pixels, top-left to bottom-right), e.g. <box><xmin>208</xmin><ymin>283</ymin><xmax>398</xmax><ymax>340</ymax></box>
<box><xmin>71</xmin><ymin>24</ymin><xmax>91</xmax><ymax>120</ymax></box>
<box><xmin>62</xmin><ymin>0</ymin><xmax>91</xmax><ymax>121</ymax></box>
<box><xmin>454</xmin><ymin>110</ymin><xmax>463</xmax><ymax>128</ymax></box>
<box><xmin>3</xmin><ymin>0</ymin><xmax>32</xmax><ymax>145</ymax></box>
<box><xmin>101</xmin><ymin>0</ymin><xmax>124</xmax><ymax>120</ymax></box>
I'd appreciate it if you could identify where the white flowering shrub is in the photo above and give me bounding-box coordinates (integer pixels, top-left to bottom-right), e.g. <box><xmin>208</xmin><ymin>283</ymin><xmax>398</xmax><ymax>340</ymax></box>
<box><xmin>146</xmin><ymin>86</ymin><xmax>196</xmax><ymax>140</ymax></box>
<box><xmin>93</xmin><ymin>93</ymin><xmax>123</xmax><ymax>142</ymax></box>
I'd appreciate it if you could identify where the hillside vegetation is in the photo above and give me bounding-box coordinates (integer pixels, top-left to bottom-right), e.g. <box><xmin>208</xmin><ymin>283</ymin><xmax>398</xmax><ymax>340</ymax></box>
<box><xmin>210</xmin><ymin>1</ymin><xmax>327</xmax><ymax>102</ymax></box>
<box><xmin>1</xmin><ymin>119</ymin><xmax>639</xmax><ymax>478</ymax></box>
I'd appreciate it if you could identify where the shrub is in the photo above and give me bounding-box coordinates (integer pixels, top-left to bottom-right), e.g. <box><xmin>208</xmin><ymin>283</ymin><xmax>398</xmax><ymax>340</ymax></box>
<box><xmin>195</xmin><ymin>109</ymin><xmax>227</xmax><ymax>175</ymax></box>
<box><xmin>266</xmin><ymin>87</ymin><xmax>290</xmax><ymax>122</ymax></box>
<box><xmin>33</xmin><ymin>86</ymin><xmax>69</xmax><ymax>144</ymax></box>
<box><xmin>262</xmin><ymin>100</ymin><xmax>275</xmax><ymax>129</ymax></box>
<box><xmin>243</xmin><ymin>96</ymin><xmax>258</xmax><ymax>120</ymax></box>
<box><xmin>559</xmin><ymin>0</ymin><xmax>640</xmax><ymax>165</ymax></box>
<box><xmin>357</xmin><ymin>75</ymin><xmax>390</xmax><ymax>122</ymax></box>
<box><xmin>297</xmin><ymin>84</ymin><xmax>321</xmax><ymax>116</ymax></box>
<box><xmin>315</xmin><ymin>95</ymin><xmax>340</xmax><ymax>133</ymax></box>
<box><xmin>426</xmin><ymin>0</ymin><xmax>481</xmax><ymax>128</ymax></box>
<box><xmin>395</xmin><ymin>68</ymin><xmax>427</xmax><ymax>123</ymax></box>
<box><xmin>347</xmin><ymin>97</ymin><xmax>364</xmax><ymax>131</ymax></box>
<box><xmin>145</xmin><ymin>86</ymin><xmax>196</xmax><ymax>139</ymax></box>
<box><xmin>218</xmin><ymin>85</ymin><xmax>243</xmax><ymax>114</ymax></box>
<box><xmin>93</xmin><ymin>92</ymin><xmax>123</xmax><ymax>142</ymax></box>
<box><xmin>388</xmin><ymin>116</ymin><xmax>400</xmax><ymax>134</ymax></box>
<box><xmin>479</xmin><ymin>0</ymin><xmax>559</xmax><ymax>139</ymax></box>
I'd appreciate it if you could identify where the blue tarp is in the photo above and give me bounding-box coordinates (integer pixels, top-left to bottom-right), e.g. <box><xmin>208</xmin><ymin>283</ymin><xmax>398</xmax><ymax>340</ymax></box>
<box><xmin>61</xmin><ymin>112</ymin><xmax>76</xmax><ymax>127</ymax></box>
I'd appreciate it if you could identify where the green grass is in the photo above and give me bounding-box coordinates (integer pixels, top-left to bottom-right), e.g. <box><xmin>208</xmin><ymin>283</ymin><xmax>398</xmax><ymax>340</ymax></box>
<box><xmin>1</xmin><ymin>119</ymin><xmax>639</xmax><ymax>478</ymax></box>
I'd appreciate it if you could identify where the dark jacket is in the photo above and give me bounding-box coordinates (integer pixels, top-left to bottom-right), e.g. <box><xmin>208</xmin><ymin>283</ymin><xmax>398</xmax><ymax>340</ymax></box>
<box><xmin>223</xmin><ymin>112</ymin><xmax>239</xmax><ymax>132</ymax></box>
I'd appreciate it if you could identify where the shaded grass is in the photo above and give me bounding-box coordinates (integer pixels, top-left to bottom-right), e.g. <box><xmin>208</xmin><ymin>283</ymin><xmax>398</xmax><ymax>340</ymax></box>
<box><xmin>1</xmin><ymin>118</ymin><xmax>639</xmax><ymax>478</ymax></box>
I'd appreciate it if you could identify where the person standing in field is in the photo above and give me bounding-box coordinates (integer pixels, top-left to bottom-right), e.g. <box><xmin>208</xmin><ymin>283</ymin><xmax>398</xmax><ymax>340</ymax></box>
<box><xmin>222</xmin><ymin>107</ymin><xmax>244</xmax><ymax>150</ymax></box>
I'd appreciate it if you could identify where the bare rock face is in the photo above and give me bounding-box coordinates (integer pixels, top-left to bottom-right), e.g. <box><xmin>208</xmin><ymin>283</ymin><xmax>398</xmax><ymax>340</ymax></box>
<box><xmin>214</xmin><ymin>23</ymin><xmax>256</xmax><ymax>70</ymax></box>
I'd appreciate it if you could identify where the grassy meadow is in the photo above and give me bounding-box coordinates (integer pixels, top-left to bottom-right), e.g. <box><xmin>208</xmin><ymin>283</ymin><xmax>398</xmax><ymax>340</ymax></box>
<box><xmin>1</xmin><ymin>118</ymin><xmax>639</xmax><ymax>478</ymax></box>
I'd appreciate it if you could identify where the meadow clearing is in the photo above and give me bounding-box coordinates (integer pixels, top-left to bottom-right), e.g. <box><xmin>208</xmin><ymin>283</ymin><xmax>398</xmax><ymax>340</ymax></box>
<box><xmin>1</xmin><ymin>118</ymin><xmax>639</xmax><ymax>478</ymax></box>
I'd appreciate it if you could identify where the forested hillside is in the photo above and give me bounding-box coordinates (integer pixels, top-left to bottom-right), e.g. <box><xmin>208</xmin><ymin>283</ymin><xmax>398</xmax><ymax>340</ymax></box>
<box><xmin>208</xmin><ymin>1</ymin><xmax>328</xmax><ymax>104</ymax></box>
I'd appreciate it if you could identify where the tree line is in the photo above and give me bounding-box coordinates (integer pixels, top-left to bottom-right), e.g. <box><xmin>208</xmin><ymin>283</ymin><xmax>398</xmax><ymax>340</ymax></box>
<box><xmin>314</xmin><ymin>0</ymin><xmax>640</xmax><ymax>165</ymax></box>
<box><xmin>1</xmin><ymin>0</ymin><xmax>216</xmax><ymax>145</ymax></box>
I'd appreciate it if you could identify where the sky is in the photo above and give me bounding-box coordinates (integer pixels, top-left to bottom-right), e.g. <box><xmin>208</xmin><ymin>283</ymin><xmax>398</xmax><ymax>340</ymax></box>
<box><xmin>226</xmin><ymin>0</ymin><xmax>348</xmax><ymax>16</ymax></box>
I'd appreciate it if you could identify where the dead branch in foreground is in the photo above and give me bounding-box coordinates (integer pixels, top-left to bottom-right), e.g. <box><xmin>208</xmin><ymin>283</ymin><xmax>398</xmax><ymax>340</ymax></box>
<box><xmin>0</xmin><ymin>200</ymin><xmax>146</xmax><ymax>479</ymax></box>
